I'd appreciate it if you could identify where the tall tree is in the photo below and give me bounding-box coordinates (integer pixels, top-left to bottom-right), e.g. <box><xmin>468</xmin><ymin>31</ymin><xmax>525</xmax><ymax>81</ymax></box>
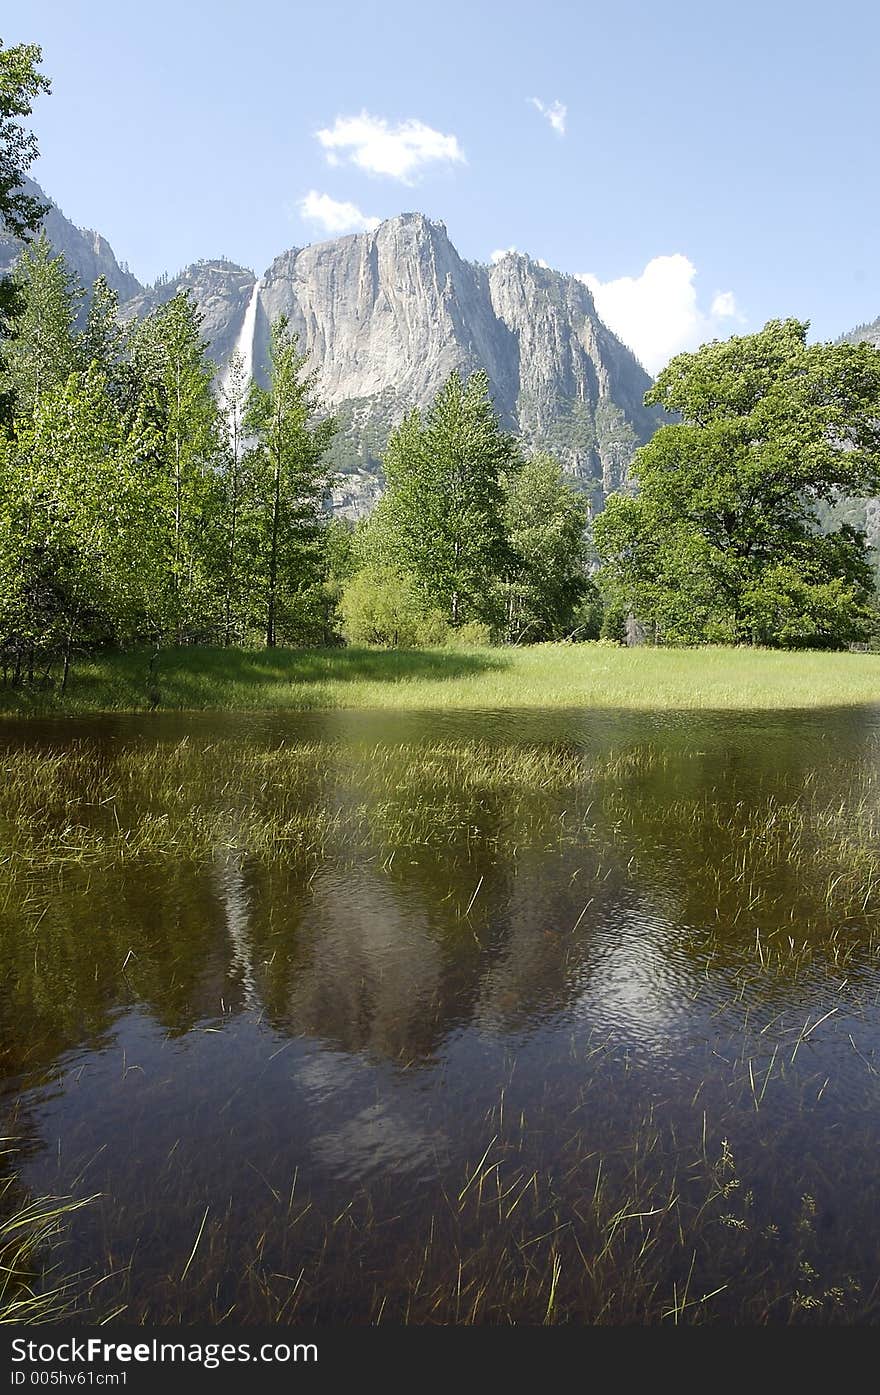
<box><xmin>218</xmin><ymin>349</ymin><xmax>251</xmax><ymax>645</ymax></box>
<box><xmin>244</xmin><ymin>316</ymin><xmax>336</xmax><ymax>648</ymax></box>
<box><xmin>501</xmin><ymin>453</ymin><xmax>592</xmax><ymax>641</ymax></box>
<box><xmin>593</xmin><ymin>320</ymin><xmax>880</xmax><ymax>647</ymax></box>
<box><xmin>0</xmin><ymin>234</ymin><xmax>81</xmax><ymax>418</ymax></box>
<box><xmin>0</xmin><ymin>364</ymin><xmax>161</xmax><ymax>685</ymax></box>
<box><xmin>376</xmin><ymin>369</ymin><xmax>517</xmax><ymax>627</ymax></box>
<box><xmin>79</xmin><ymin>275</ymin><xmax>125</xmax><ymax>383</ymax></box>
<box><xmin>0</xmin><ymin>38</ymin><xmax>49</xmax><ymax>238</ymax></box>
<box><xmin>129</xmin><ymin>291</ymin><xmax>222</xmax><ymax>640</ymax></box>
<box><xmin>0</xmin><ymin>39</ymin><xmax>50</xmax><ymax>423</ymax></box>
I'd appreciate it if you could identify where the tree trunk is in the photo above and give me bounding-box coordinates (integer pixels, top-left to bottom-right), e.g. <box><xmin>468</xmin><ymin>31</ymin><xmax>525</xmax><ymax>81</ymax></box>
<box><xmin>266</xmin><ymin>443</ymin><xmax>282</xmax><ymax>650</ymax></box>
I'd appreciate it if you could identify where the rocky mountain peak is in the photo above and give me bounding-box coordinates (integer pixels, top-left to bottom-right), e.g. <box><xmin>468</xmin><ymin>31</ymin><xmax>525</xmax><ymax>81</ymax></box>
<box><xmin>3</xmin><ymin>182</ymin><xmax>665</xmax><ymax>516</ymax></box>
<box><xmin>0</xmin><ymin>178</ymin><xmax>142</xmax><ymax>305</ymax></box>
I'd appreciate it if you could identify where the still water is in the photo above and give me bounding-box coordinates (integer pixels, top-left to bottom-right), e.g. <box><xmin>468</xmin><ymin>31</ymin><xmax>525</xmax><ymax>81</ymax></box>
<box><xmin>2</xmin><ymin>706</ymin><xmax>880</xmax><ymax>1322</ymax></box>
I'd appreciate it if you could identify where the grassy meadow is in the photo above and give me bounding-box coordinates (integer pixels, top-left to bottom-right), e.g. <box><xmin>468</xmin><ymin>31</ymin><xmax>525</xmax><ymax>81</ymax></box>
<box><xmin>1</xmin><ymin>642</ymin><xmax>879</xmax><ymax>716</ymax></box>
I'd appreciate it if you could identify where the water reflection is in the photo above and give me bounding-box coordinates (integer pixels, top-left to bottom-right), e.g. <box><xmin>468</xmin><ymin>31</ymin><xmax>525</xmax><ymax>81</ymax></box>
<box><xmin>1</xmin><ymin>704</ymin><xmax>879</xmax><ymax>1321</ymax></box>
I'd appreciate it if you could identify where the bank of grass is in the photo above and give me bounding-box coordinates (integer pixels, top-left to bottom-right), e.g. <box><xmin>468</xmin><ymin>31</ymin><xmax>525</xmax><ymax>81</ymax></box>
<box><xmin>1</xmin><ymin>642</ymin><xmax>880</xmax><ymax>716</ymax></box>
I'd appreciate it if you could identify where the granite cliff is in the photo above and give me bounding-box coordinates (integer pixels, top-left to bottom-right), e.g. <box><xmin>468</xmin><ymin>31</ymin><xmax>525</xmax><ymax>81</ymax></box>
<box><xmin>4</xmin><ymin>187</ymin><xmax>662</xmax><ymax>514</ymax></box>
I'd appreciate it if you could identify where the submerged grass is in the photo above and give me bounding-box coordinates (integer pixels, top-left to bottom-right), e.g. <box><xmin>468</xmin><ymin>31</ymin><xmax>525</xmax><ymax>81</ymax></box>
<box><xmin>1</xmin><ymin>642</ymin><xmax>879</xmax><ymax>715</ymax></box>
<box><xmin>1</xmin><ymin>734</ymin><xmax>878</xmax><ymax>954</ymax></box>
<box><xmin>47</xmin><ymin>1080</ymin><xmax>875</xmax><ymax>1325</ymax></box>
<box><xmin>0</xmin><ymin>1150</ymin><xmax>97</xmax><ymax>1325</ymax></box>
<box><xmin>4</xmin><ymin>718</ymin><xmax>880</xmax><ymax>1323</ymax></box>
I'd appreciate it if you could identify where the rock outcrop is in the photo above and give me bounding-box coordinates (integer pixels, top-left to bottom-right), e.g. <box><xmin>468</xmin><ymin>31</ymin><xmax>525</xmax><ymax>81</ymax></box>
<box><xmin>0</xmin><ymin>178</ymin><xmax>142</xmax><ymax>304</ymax></box>
<box><xmin>4</xmin><ymin>189</ymin><xmax>662</xmax><ymax>515</ymax></box>
<box><xmin>179</xmin><ymin>214</ymin><xmax>660</xmax><ymax>512</ymax></box>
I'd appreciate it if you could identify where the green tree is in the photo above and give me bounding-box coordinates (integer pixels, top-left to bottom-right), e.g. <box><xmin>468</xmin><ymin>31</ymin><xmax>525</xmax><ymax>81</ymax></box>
<box><xmin>375</xmin><ymin>369</ymin><xmax>517</xmax><ymax>627</ymax></box>
<box><xmin>593</xmin><ymin>319</ymin><xmax>880</xmax><ymax>647</ymax></box>
<box><xmin>339</xmin><ymin>566</ymin><xmax>441</xmax><ymax>647</ymax></box>
<box><xmin>0</xmin><ymin>38</ymin><xmax>49</xmax><ymax>238</ymax></box>
<box><xmin>501</xmin><ymin>452</ymin><xmax>591</xmax><ymax>641</ymax></box>
<box><xmin>218</xmin><ymin>349</ymin><xmax>251</xmax><ymax>645</ymax></box>
<box><xmin>0</xmin><ymin>364</ymin><xmax>161</xmax><ymax>685</ymax></box>
<box><xmin>0</xmin><ymin>39</ymin><xmax>50</xmax><ymax>421</ymax></box>
<box><xmin>129</xmin><ymin>291</ymin><xmax>223</xmax><ymax>640</ymax></box>
<box><xmin>0</xmin><ymin>234</ymin><xmax>81</xmax><ymax>418</ymax></box>
<box><xmin>244</xmin><ymin>316</ymin><xmax>336</xmax><ymax>648</ymax></box>
<box><xmin>79</xmin><ymin>275</ymin><xmax>126</xmax><ymax>391</ymax></box>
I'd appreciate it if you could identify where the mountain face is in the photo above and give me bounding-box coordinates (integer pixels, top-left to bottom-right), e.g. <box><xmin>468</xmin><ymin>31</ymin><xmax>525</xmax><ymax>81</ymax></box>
<box><xmin>145</xmin><ymin>215</ymin><xmax>660</xmax><ymax>514</ymax></box>
<box><xmin>0</xmin><ymin>179</ymin><xmax>142</xmax><ymax>304</ymax></box>
<box><xmin>840</xmin><ymin>315</ymin><xmax>880</xmax><ymax>350</ymax></box>
<box><xmin>3</xmin><ymin>188</ymin><xmax>661</xmax><ymax>515</ymax></box>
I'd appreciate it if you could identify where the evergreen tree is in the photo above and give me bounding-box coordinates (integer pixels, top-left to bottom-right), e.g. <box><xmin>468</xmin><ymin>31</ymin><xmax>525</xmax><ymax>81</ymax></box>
<box><xmin>244</xmin><ymin>317</ymin><xmax>336</xmax><ymax>648</ymax></box>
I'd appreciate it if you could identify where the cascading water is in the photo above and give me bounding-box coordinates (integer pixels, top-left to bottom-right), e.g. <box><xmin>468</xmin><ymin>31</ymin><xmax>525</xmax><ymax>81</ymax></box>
<box><xmin>218</xmin><ymin>277</ymin><xmax>261</xmax><ymax>404</ymax></box>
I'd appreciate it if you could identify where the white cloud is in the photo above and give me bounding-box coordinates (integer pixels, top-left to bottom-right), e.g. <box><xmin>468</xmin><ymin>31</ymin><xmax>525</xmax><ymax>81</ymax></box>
<box><xmin>710</xmin><ymin>289</ymin><xmax>738</xmax><ymax>318</ymax></box>
<box><xmin>576</xmin><ymin>255</ymin><xmax>743</xmax><ymax>374</ymax></box>
<box><xmin>490</xmin><ymin>247</ymin><xmax>551</xmax><ymax>268</ymax></box>
<box><xmin>298</xmin><ymin>190</ymin><xmax>381</xmax><ymax>235</ymax></box>
<box><xmin>529</xmin><ymin>97</ymin><xmax>567</xmax><ymax>136</ymax></box>
<box><xmin>316</xmin><ymin>112</ymin><xmax>465</xmax><ymax>184</ymax></box>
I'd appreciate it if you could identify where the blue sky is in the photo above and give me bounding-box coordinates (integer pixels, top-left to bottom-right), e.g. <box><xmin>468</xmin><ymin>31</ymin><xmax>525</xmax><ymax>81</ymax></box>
<box><xmin>9</xmin><ymin>0</ymin><xmax>880</xmax><ymax>372</ymax></box>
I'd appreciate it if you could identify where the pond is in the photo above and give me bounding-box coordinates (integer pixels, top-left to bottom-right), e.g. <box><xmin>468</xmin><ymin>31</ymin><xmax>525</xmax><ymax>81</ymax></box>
<box><xmin>2</xmin><ymin>705</ymin><xmax>880</xmax><ymax>1323</ymax></box>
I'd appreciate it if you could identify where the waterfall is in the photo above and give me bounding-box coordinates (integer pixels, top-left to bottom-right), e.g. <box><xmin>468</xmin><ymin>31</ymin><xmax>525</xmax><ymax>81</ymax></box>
<box><xmin>219</xmin><ymin>277</ymin><xmax>261</xmax><ymax>404</ymax></box>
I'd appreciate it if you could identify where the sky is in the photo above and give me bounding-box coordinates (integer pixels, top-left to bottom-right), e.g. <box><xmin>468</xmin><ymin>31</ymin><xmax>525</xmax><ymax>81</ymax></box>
<box><xmin>8</xmin><ymin>0</ymin><xmax>880</xmax><ymax>374</ymax></box>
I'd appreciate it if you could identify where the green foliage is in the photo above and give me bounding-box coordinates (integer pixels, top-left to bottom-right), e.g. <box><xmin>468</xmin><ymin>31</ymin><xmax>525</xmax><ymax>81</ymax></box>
<box><xmin>0</xmin><ymin>235</ymin><xmax>82</xmax><ymax>417</ymax></box>
<box><xmin>340</xmin><ymin>567</ymin><xmax>446</xmax><ymax>647</ymax></box>
<box><xmin>0</xmin><ymin>363</ymin><xmax>161</xmax><ymax>684</ymax></box>
<box><xmin>569</xmin><ymin>578</ymin><xmax>604</xmax><ymax>641</ymax></box>
<box><xmin>0</xmin><ymin>39</ymin><xmax>50</xmax><ymax>418</ymax></box>
<box><xmin>742</xmin><ymin>565</ymin><xmax>874</xmax><ymax>650</ymax></box>
<box><xmin>127</xmin><ymin>290</ymin><xmax>224</xmax><ymax>640</ymax></box>
<box><xmin>501</xmin><ymin>452</ymin><xmax>591</xmax><ymax>641</ymax></box>
<box><xmin>243</xmin><ymin>316</ymin><xmax>337</xmax><ymax>647</ymax></box>
<box><xmin>376</xmin><ymin>370</ymin><xmax>517</xmax><ymax>628</ymax></box>
<box><xmin>599</xmin><ymin>598</ymin><xmax>628</xmax><ymax>644</ymax></box>
<box><xmin>594</xmin><ymin>320</ymin><xmax>880</xmax><ymax>648</ymax></box>
<box><xmin>0</xmin><ymin>38</ymin><xmax>49</xmax><ymax>239</ymax></box>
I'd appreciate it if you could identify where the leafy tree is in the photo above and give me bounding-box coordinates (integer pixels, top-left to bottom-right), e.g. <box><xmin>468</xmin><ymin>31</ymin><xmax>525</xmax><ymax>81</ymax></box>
<box><xmin>501</xmin><ymin>452</ymin><xmax>591</xmax><ymax>641</ymax></box>
<box><xmin>0</xmin><ymin>38</ymin><xmax>49</xmax><ymax>238</ymax></box>
<box><xmin>374</xmin><ymin>370</ymin><xmax>517</xmax><ymax>628</ymax></box>
<box><xmin>0</xmin><ymin>234</ymin><xmax>81</xmax><ymax>417</ymax></box>
<box><xmin>340</xmin><ymin>566</ymin><xmax>447</xmax><ymax>648</ymax></box>
<box><xmin>0</xmin><ymin>364</ymin><xmax>161</xmax><ymax>685</ymax></box>
<box><xmin>0</xmin><ymin>39</ymin><xmax>50</xmax><ymax>421</ymax></box>
<box><xmin>594</xmin><ymin>319</ymin><xmax>880</xmax><ymax>647</ymax></box>
<box><xmin>129</xmin><ymin>291</ymin><xmax>223</xmax><ymax>639</ymax></box>
<box><xmin>218</xmin><ymin>349</ymin><xmax>251</xmax><ymax>645</ymax></box>
<box><xmin>79</xmin><ymin>275</ymin><xmax>126</xmax><ymax>390</ymax></box>
<box><xmin>319</xmin><ymin>517</ymin><xmax>357</xmax><ymax>645</ymax></box>
<box><xmin>244</xmin><ymin>316</ymin><xmax>336</xmax><ymax>648</ymax></box>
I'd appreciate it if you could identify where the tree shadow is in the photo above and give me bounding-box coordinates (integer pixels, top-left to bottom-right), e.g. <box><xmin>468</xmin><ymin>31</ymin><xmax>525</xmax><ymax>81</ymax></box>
<box><xmin>0</xmin><ymin>645</ymin><xmax>510</xmax><ymax>714</ymax></box>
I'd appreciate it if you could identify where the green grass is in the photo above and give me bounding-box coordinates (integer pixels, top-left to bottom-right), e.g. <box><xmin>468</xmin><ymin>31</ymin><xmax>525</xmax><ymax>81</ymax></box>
<box><xmin>0</xmin><ymin>1150</ymin><xmax>97</xmax><ymax>1325</ymax></box>
<box><xmin>1</xmin><ymin>642</ymin><xmax>880</xmax><ymax>715</ymax></box>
